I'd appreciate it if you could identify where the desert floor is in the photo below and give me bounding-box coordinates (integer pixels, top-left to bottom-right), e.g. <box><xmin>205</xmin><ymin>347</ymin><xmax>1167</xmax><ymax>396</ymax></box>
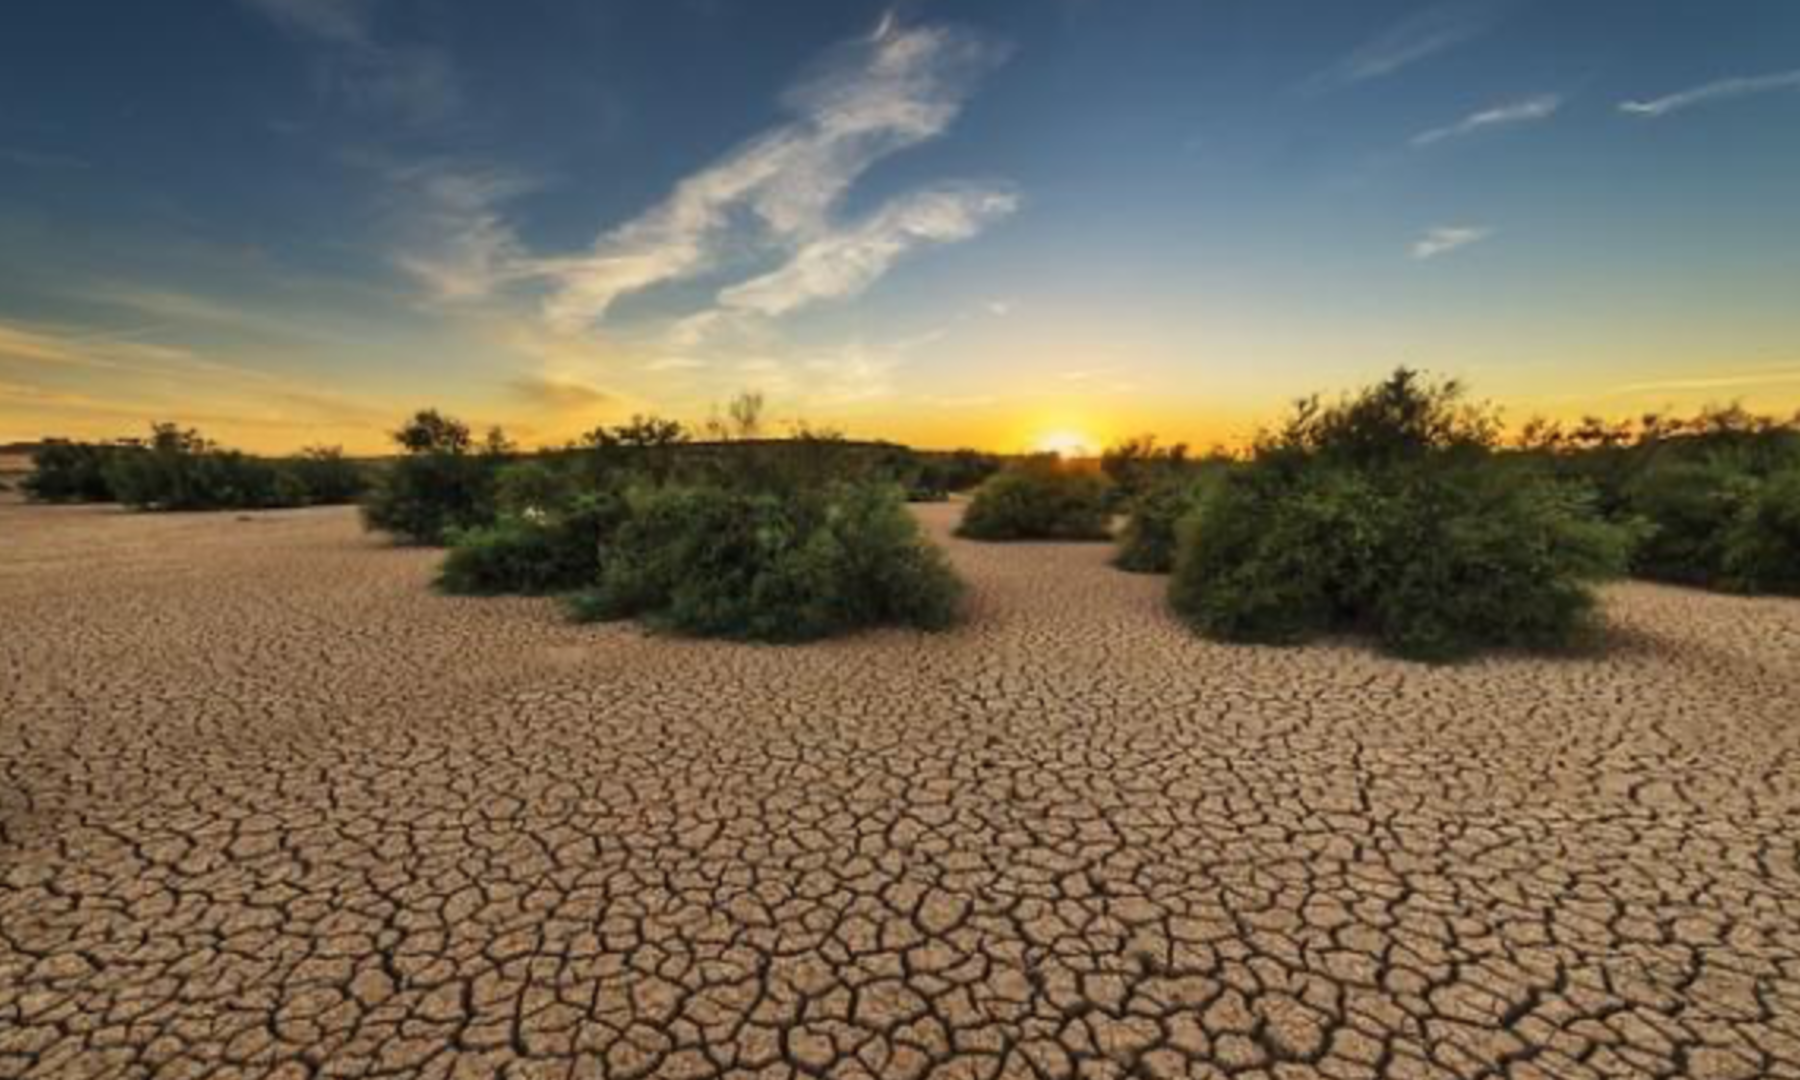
<box><xmin>2</xmin><ymin>501</ymin><xmax>1798</xmax><ymax>1080</ymax></box>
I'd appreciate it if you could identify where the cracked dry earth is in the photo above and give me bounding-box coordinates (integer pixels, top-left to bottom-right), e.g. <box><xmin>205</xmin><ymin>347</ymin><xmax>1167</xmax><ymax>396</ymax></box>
<box><xmin>3</xmin><ymin>503</ymin><xmax>1800</xmax><ymax>1080</ymax></box>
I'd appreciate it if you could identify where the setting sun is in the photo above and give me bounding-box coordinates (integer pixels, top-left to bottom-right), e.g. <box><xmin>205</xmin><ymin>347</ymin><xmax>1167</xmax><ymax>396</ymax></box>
<box><xmin>1031</xmin><ymin>430</ymin><xmax>1096</xmax><ymax>458</ymax></box>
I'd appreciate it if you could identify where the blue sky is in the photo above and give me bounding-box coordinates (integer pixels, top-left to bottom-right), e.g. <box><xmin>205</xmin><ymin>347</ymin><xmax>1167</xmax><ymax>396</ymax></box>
<box><xmin>2</xmin><ymin>0</ymin><xmax>1798</xmax><ymax>452</ymax></box>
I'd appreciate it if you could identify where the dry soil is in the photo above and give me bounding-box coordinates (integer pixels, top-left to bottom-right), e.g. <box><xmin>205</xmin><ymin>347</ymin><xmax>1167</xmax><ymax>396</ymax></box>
<box><xmin>2</xmin><ymin>502</ymin><xmax>1798</xmax><ymax>1079</ymax></box>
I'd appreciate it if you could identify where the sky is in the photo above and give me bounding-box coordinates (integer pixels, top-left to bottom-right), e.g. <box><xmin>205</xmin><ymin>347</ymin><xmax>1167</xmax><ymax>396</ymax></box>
<box><xmin>2</xmin><ymin>0</ymin><xmax>1798</xmax><ymax>455</ymax></box>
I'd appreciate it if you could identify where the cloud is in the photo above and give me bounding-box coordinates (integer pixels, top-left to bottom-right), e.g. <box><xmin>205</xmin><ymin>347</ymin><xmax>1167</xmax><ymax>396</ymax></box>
<box><xmin>509</xmin><ymin>375</ymin><xmax>612</xmax><ymax>410</ymax></box>
<box><xmin>717</xmin><ymin>184</ymin><xmax>1018</xmax><ymax>317</ymax></box>
<box><xmin>241</xmin><ymin>0</ymin><xmax>374</xmax><ymax>45</ymax></box>
<box><xmin>1611</xmin><ymin>364</ymin><xmax>1800</xmax><ymax>395</ymax></box>
<box><xmin>0</xmin><ymin>317</ymin><xmax>394</xmax><ymax>432</ymax></box>
<box><xmin>386</xmin><ymin>162</ymin><xmax>535</xmax><ymax>300</ymax></box>
<box><xmin>1620</xmin><ymin>69</ymin><xmax>1800</xmax><ymax>118</ymax></box>
<box><xmin>1308</xmin><ymin>0</ymin><xmax>1505</xmax><ymax>91</ymax></box>
<box><xmin>535</xmin><ymin>17</ymin><xmax>1009</xmax><ymax>330</ymax></box>
<box><xmin>241</xmin><ymin>0</ymin><xmax>459</xmax><ymax>126</ymax></box>
<box><xmin>1411</xmin><ymin>225</ymin><xmax>1493</xmax><ymax>260</ymax></box>
<box><xmin>1412</xmin><ymin>93</ymin><xmax>1561</xmax><ymax>146</ymax></box>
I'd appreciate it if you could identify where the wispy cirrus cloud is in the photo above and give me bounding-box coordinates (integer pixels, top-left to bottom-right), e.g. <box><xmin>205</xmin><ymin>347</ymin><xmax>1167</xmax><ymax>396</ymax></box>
<box><xmin>1610</xmin><ymin>364</ymin><xmax>1800</xmax><ymax>396</ymax></box>
<box><xmin>535</xmin><ymin>17</ymin><xmax>1014</xmax><ymax>331</ymax></box>
<box><xmin>383</xmin><ymin>162</ymin><xmax>537</xmax><ymax>300</ymax></box>
<box><xmin>241</xmin><ymin>0</ymin><xmax>374</xmax><ymax>45</ymax></box>
<box><xmin>508</xmin><ymin>374</ymin><xmax>612</xmax><ymax>411</ymax></box>
<box><xmin>1620</xmin><ymin>69</ymin><xmax>1800</xmax><ymax>118</ymax></box>
<box><xmin>716</xmin><ymin>184</ymin><xmax>1018</xmax><ymax>317</ymax></box>
<box><xmin>1412</xmin><ymin>93</ymin><xmax>1561</xmax><ymax>146</ymax></box>
<box><xmin>1307</xmin><ymin>0</ymin><xmax>1506</xmax><ymax>91</ymax></box>
<box><xmin>241</xmin><ymin>0</ymin><xmax>460</xmax><ymax>126</ymax></box>
<box><xmin>1411</xmin><ymin>225</ymin><xmax>1493</xmax><ymax>260</ymax></box>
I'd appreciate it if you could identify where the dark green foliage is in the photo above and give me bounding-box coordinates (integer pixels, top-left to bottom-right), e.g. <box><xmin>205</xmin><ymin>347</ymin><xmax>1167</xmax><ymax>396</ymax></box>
<box><xmin>1170</xmin><ymin>467</ymin><xmax>1384</xmax><ymax>644</ymax></box>
<box><xmin>362</xmin><ymin>410</ymin><xmax>509</xmax><ymax>544</ymax></box>
<box><xmin>931</xmin><ymin>448</ymin><xmax>1005</xmax><ymax>494</ymax></box>
<box><xmin>570</xmin><ymin>482</ymin><xmax>961</xmax><ymax>641</ymax></box>
<box><xmin>1362</xmin><ymin>466</ymin><xmax>1635</xmax><ymax>660</ymax></box>
<box><xmin>438</xmin><ymin>490</ymin><xmax>628</xmax><ymax>596</ymax></box>
<box><xmin>1101</xmin><ymin>435</ymin><xmax>1190</xmax><ymax>510</ymax></box>
<box><xmin>1114</xmin><ymin>470</ymin><xmax>1224</xmax><ymax>574</ymax></box>
<box><xmin>1171</xmin><ymin>369</ymin><xmax>1634</xmax><ymax>661</ymax></box>
<box><xmin>362</xmin><ymin>453</ymin><xmax>499</xmax><ymax>544</ymax></box>
<box><xmin>1519</xmin><ymin>405</ymin><xmax>1800</xmax><ymax>594</ymax></box>
<box><xmin>1721</xmin><ymin>469</ymin><xmax>1800</xmax><ymax>595</ymax></box>
<box><xmin>957</xmin><ymin>459</ymin><xmax>1113</xmax><ymax>541</ymax></box>
<box><xmin>103</xmin><ymin>424</ymin><xmax>294</xmax><ymax>511</ymax></box>
<box><xmin>1622</xmin><ymin>459</ymin><xmax>1751</xmax><ymax>587</ymax></box>
<box><xmin>284</xmin><ymin>447</ymin><xmax>368</xmax><ymax>505</ymax></box>
<box><xmin>26</xmin><ymin>431</ymin><xmax>365</xmax><ymax>509</ymax></box>
<box><xmin>24</xmin><ymin>440</ymin><xmax>124</xmax><ymax>502</ymax></box>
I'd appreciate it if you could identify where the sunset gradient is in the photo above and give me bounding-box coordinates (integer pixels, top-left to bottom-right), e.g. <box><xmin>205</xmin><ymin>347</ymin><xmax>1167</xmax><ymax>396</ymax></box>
<box><xmin>2</xmin><ymin>0</ymin><xmax>1798</xmax><ymax>454</ymax></box>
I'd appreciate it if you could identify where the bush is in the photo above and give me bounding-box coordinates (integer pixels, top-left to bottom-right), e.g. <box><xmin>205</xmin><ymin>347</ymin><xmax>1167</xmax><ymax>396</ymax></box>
<box><xmin>957</xmin><ymin>459</ymin><xmax>1113</xmax><ymax>541</ymax></box>
<box><xmin>362</xmin><ymin>410</ymin><xmax>509</xmax><ymax>544</ymax></box>
<box><xmin>1622</xmin><ymin>459</ymin><xmax>1751</xmax><ymax>587</ymax></box>
<box><xmin>1170</xmin><ymin>370</ymin><xmax>1634</xmax><ymax>661</ymax></box>
<box><xmin>103</xmin><ymin>425</ymin><xmax>297</xmax><ymax>511</ymax></box>
<box><xmin>1171</xmin><ymin>467</ymin><xmax>1385</xmax><ymax>644</ymax></box>
<box><xmin>1721</xmin><ymin>468</ymin><xmax>1800</xmax><ymax>595</ymax></box>
<box><xmin>24</xmin><ymin>441</ymin><xmax>124</xmax><ymax>502</ymax></box>
<box><xmin>571</xmin><ymin>482</ymin><xmax>961</xmax><ymax>641</ymax></box>
<box><xmin>284</xmin><ymin>447</ymin><xmax>367</xmax><ymax>505</ymax></box>
<box><xmin>1365</xmin><ymin>466</ymin><xmax>1634</xmax><ymax>660</ymax></box>
<box><xmin>438</xmin><ymin>491</ymin><xmax>628</xmax><ymax>596</ymax></box>
<box><xmin>1115</xmin><ymin>470</ymin><xmax>1225</xmax><ymax>574</ymax></box>
<box><xmin>1101</xmin><ymin>435</ymin><xmax>1191</xmax><ymax>510</ymax></box>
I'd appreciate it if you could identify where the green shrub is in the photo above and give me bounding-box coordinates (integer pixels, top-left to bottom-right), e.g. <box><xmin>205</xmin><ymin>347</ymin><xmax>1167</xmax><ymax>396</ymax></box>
<box><xmin>103</xmin><ymin>425</ymin><xmax>295</xmax><ymax>511</ymax></box>
<box><xmin>1171</xmin><ymin>466</ymin><xmax>1384</xmax><ymax>644</ymax></box>
<box><xmin>1115</xmin><ymin>470</ymin><xmax>1225</xmax><ymax>574</ymax></box>
<box><xmin>362</xmin><ymin>410</ymin><xmax>509</xmax><ymax>544</ymax></box>
<box><xmin>1721</xmin><ymin>468</ymin><xmax>1800</xmax><ymax>595</ymax></box>
<box><xmin>1170</xmin><ymin>370</ymin><xmax>1635</xmax><ymax>661</ymax></box>
<box><xmin>24</xmin><ymin>441</ymin><xmax>125</xmax><ymax>502</ymax></box>
<box><xmin>438</xmin><ymin>491</ymin><xmax>627</xmax><ymax>596</ymax></box>
<box><xmin>284</xmin><ymin>446</ymin><xmax>367</xmax><ymax>505</ymax></box>
<box><xmin>1623</xmin><ymin>459</ymin><xmax>1752</xmax><ymax>587</ymax></box>
<box><xmin>1101</xmin><ymin>435</ymin><xmax>1192</xmax><ymax>510</ymax></box>
<box><xmin>1365</xmin><ymin>466</ymin><xmax>1635</xmax><ymax>660</ymax></box>
<box><xmin>957</xmin><ymin>459</ymin><xmax>1113</xmax><ymax>541</ymax></box>
<box><xmin>571</xmin><ymin>482</ymin><xmax>961</xmax><ymax>641</ymax></box>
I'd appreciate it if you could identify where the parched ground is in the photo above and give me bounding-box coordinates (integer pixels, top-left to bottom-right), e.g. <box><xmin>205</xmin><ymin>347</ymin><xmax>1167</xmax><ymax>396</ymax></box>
<box><xmin>3</xmin><ymin>502</ymin><xmax>1799</xmax><ymax>1080</ymax></box>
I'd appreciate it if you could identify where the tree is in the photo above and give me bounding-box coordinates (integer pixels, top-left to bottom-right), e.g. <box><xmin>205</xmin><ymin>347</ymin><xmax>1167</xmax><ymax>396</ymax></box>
<box><xmin>394</xmin><ymin>409</ymin><xmax>474</xmax><ymax>455</ymax></box>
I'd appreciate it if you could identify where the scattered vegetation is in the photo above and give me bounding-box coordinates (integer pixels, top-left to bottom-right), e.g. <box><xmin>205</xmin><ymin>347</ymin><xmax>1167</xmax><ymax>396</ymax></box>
<box><xmin>1520</xmin><ymin>405</ymin><xmax>1800</xmax><ymax>595</ymax></box>
<box><xmin>1114</xmin><ymin>469</ymin><xmax>1224</xmax><ymax>574</ymax></box>
<box><xmin>369</xmin><ymin>396</ymin><xmax>969</xmax><ymax>642</ymax></box>
<box><xmin>1169</xmin><ymin>369</ymin><xmax>1636</xmax><ymax>661</ymax></box>
<box><xmin>23</xmin><ymin>440</ymin><xmax>124</xmax><ymax>502</ymax></box>
<box><xmin>24</xmin><ymin>426</ymin><xmax>367</xmax><ymax>510</ymax></box>
<box><xmin>957</xmin><ymin>457</ymin><xmax>1113</xmax><ymax>541</ymax></box>
<box><xmin>569</xmin><ymin>481</ymin><xmax>962</xmax><ymax>641</ymax></box>
<box><xmin>362</xmin><ymin>410</ymin><xmax>510</xmax><ymax>544</ymax></box>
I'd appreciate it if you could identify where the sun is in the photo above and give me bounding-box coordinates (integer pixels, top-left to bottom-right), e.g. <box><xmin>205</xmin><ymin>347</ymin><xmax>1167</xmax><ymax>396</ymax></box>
<box><xmin>1032</xmin><ymin>429</ymin><xmax>1095</xmax><ymax>458</ymax></box>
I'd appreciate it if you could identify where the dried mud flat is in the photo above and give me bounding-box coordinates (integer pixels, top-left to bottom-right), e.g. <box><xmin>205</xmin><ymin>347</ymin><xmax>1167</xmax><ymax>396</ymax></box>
<box><xmin>2</xmin><ymin>502</ymin><xmax>1798</xmax><ymax>1080</ymax></box>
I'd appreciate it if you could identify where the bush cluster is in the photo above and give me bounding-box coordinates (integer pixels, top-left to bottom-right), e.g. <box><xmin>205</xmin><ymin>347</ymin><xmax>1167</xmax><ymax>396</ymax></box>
<box><xmin>25</xmin><ymin>426</ymin><xmax>367</xmax><ymax>510</ymax></box>
<box><xmin>957</xmin><ymin>458</ymin><xmax>1113</xmax><ymax>541</ymax></box>
<box><xmin>1114</xmin><ymin>467</ymin><xmax>1225</xmax><ymax>574</ymax></box>
<box><xmin>1520</xmin><ymin>405</ymin><xmax>1800</xmax><ymax>595</ymax></box>
<box><xmin>1168</xmin><ymin>370</ymin><xmax>1635</xmax><ymax>661</ymax></box>
<box><xmin>23</xmin><ymin>441</ymin><xmax>123</xmax><ymax>502</ymax></box>
<box><xmin>438</xmin><ymin>489</ymin><xmax>629</xmax><ymax>597</ymax></box>
<box><xmin>362</xmin><ymin>410</ymin><xmax>510</xmax><ymax>544</ymax></box>
<box><xmin>375</xmin><ymin>407</ymin><xmax>966</xmax><ymax>642</ymax></box>
<box><xmin>568</xmin><ymin>482</ymin><xmax>960</xmax><ymax>641</ymax></box>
